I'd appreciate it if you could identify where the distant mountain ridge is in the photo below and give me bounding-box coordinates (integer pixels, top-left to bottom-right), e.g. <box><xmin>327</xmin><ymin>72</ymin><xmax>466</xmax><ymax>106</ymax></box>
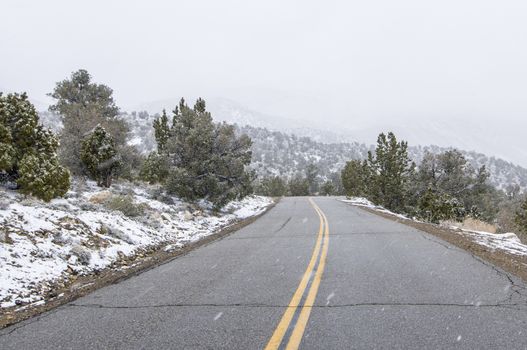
<box><xmin>39</xmin><ymin>100</ymin><xmax>527</xmax><ymax>191</ymax></box>
<box><xmin>239</xmin><ymin>124</ymin><xmax>527</xmax><ymax>191</ymax></box>
<box><xmin>128</xmin><ymin>96</ymin><xmax>527</xmax><ymax>168</ymax></box>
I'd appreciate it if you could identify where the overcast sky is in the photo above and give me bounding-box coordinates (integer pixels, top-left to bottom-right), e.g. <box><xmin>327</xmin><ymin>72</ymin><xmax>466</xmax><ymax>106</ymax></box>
<box><xmin>1</xmin><ymin>0</ymin><xmax>526</xmax><ymax>162</ymax></box>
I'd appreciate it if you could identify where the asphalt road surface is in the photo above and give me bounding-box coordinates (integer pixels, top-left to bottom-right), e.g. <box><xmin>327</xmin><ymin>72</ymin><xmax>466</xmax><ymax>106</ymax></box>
<box><xmin>1</xmin><ymin>197</ymin><xmax>527</xmax><ymax>349</ymax></box>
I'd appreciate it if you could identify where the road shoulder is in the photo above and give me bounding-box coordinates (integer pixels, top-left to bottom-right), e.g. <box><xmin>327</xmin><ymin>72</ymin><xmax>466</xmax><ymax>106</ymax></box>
<box><xmin>352</xmin><ymin>205</ymin><xmax>527</xmax><ymax>284</ymax></box>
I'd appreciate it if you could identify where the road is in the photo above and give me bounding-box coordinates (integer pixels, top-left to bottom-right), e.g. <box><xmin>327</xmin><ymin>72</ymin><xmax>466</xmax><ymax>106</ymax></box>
<box><xmin>1</xmin><ymin>197</ymin><xmax>527</xmax><ymax>349</ymax></box>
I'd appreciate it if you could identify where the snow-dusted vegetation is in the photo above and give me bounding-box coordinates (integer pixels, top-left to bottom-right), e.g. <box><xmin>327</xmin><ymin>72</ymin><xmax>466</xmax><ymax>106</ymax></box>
<box><xmin>104</xmin><ymin>109</ymin><xmax>527</xmax><ymax>190</ymax></box>
<box><xmin>0</xmin><ymin>180</ymin><xmax>272</xmax><ymax>308</ymax></box>
<box><xmin>0</xmin><ymin>71</ymin><xmax>273</xmax><ymax>312</ymax></box>
<box><xmin>39</xmin><ymin>105</ymin><xmax>526</xmax><ymax>192</ymax></box>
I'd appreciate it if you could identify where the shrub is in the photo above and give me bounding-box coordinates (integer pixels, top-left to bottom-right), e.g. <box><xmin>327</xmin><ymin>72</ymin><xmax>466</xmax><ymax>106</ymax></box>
<box><xmin>0</xmin><ymin>93</ymin><xmax>70</xmax><ymax>201</ymax></box>
<box><xmin>442</xmin><ymin>217</ymin><xmax>497</xmax><ymax>233</ymax></box>
<box><xmin>140</xmin><ymin>152</ymin><xmax>169</xmax><ymax>184</ymax></box>
<box><xmin>288</xmin><ymin>176</ymin><xmax>310</xmax><ymax>196</ymax></box>
<box><xmin>515</xmin><ymin>197</ymin><xmax>527</xmax><ymax>234</ymax></box>
<box><xmin>255</xmin><ymin>176</ymin><xmax>287</xmax><ymax>197</ymax></box>
<box><xmin>70</xmin><ymin>245</ymin><xmax>91</xmax><ymax>265</ymax></box>
<box><xmin>81</xmin><ymin>125</ymin><xmax>121</xmax><ymax>187</ymax></box>
<box><xmin>418</xmin><ymin>187</ymin><xmax>466</xmax><ymax>224</ymax></box>
<box><xmin>104</xmin><ymin>195</ymin><xmax>147</xmax><ymax>217</ymax></box>
<box><xmin>99</xmin><ymin>224</ymin><xmax>134</xmax><ymax>244</ymax></box>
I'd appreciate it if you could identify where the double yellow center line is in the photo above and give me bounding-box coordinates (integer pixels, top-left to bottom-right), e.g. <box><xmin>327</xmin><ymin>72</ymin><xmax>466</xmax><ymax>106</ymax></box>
<box><xmin>265</xmin><ymin>198</ymin><xmax>330</xmax><ymax>350</ymax></box>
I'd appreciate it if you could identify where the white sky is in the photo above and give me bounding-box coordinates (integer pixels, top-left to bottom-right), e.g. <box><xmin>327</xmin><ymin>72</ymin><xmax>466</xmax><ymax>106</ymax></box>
<box><xmin>1</xmin><ymin>0</ymin><xmax>526</xmax><ymax>163</ymax></box>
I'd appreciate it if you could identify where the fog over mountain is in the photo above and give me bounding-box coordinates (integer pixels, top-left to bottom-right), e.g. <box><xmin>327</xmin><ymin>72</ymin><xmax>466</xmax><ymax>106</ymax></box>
<box><xmin>2</xmin><ymin>0</ymin><xmax>526</xmax><ymax>166</ymax></box>
<box><xmin>128</xmin><ymin>95</ymin><xmax>527</xmax><ymax>167</ymax></box>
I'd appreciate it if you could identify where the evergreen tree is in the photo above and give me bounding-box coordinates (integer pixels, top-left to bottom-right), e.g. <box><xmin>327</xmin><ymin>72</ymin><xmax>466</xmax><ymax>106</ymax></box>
<box><xmin>161</xmin><ymin>98</ymin><xmax>254</xmax><ymax>208</ymax></box>
<box><xmin>49</xmin><ymin>69</ymin><xmax>128</xmax><ymax>175</ymax></box>
<box><xmin>435</xmin><ymin>150</ymin><xmax>473</xmax><ymax>197</ymax></box>
<box><xmin>328</xmin><ymin>172</ymin><xmax>345</xmax><ymax>195</ymax></box>
<box><xmin>413</xmin><ymin>150</ymin><xmax>497</xmax><ymax>222</ymax></box>
<box><xmin>465</xmin><ymin>165</ymin><xmax>498</xmax><ymax>221</ymax></box>
<box><xmin>417</xmin><ymin>186</ymin><xmax>466</xmax><ymax>224</ymax></box>
<box><xmin>320</xmin><ymin>180</ymin><xmax>336</xmax><ymax>196</ymax></box>
<box><xmin>142</xmin><ymin>108</ymin><xmax>174</xmax><ymax>183</ymax></box>
<box><xmin>153</xmin><ymin>109</ymin><xmax>171</xmax><ymax>152</ymax></box>
<box><xmin>367</xmin><ymin>132</ymin><xmax>415</xmax><ymax>211</ymax></box>
<box><xmin>515</xmin><ymin>197</ymin><xmax>527</xmax><ymax>233</ymax></box>
<box><xmin>305</xmin><ymin>163</ymin><xmax>319</xmax><ymax>194</ymax></box>
<box><xmin>140</xmin><ymin>152</ymin><xmax>170</xmax><ymax>184</ymax></box>
<box><xmin>116</xmin><ymin>144</ymin><xmax>145</xmax><ymax>181</ymax></box>
<box><xmin>0</xmin><ymin>120</ymin><xmax>16</xmax><ymax>172</ymax></box>
<box><xmin>288</xmin><ymin>176</ymin><xmax>310</xmax><ymax>196</ymax></box>
<box><xmin>256</xmin><ymin>176</ymin><xmax>287</xmax><ymax>197</ymax></box>
<box><xmin>0</xmin><ymin>92</ymin><xmax>70</xmax><ymax>200</ymax></box>
<box><xmin>341</xmin><ymin>159</ymin><xmax>369</xmax><ymax>197</ymax></box>
<box><xmin>80</xmin><ymin>125</ymin><xmax>121</xmax><ymax>187</ymax></box>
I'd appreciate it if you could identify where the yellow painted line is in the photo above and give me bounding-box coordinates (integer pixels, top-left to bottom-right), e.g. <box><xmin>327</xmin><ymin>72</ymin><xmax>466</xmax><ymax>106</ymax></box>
<box><xmin>264</xmin><ymin>198</ymin><xmax>329</xmax><ymax>350</ymax></box>
<box><xmin>285</xmin><ymin>201</ymin><xmax>329</xmax><ymax>350</ymax></box>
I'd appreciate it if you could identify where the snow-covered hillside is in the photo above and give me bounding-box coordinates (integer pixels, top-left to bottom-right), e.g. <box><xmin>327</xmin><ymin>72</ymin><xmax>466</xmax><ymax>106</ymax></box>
<box><xmin>130</xmin><ymin>96</ymin><xmax>527</xmax><ymax>169</ymax></box>
<box><xmin>39</xmin><ymin>109</ymin><xmax>527</xmax><ymax>191</ymax></box>
<box><xmin>242</xmin><ymin>125</ymin><xmax>527</xmax><ymax>190</ymax></box>
<box><xmin>0</xmin><ymin>180</ymin><xmax>272</xmax><ymax>309</ymax></box>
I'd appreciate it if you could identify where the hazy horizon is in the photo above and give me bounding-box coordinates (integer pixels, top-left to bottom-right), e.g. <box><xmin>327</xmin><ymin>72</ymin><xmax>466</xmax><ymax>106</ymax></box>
<box><xmin>1</xmin><ymin>0</ymin><xmax>526</xmax><ymax>165</ymax></box>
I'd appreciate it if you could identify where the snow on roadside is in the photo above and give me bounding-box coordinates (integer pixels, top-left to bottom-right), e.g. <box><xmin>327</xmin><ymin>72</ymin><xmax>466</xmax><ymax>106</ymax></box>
<box><xmin>342</xmin><ymin>196</ymin><xmax>527</xmax><ymax>257</ymax></box>
<box><xmin>452</xmin><ymin>228</ymin><xmax>527</xmax><ymax>257</ymax></box>
<box><xmin>340</xmin><ymin>197</ymin><xmax>409</xmax><ymax>220</ymax></box>
<box><xmin>0</xmin><ymin>182</ymin><xmax>272</xmax><ymax>309</ymax></box>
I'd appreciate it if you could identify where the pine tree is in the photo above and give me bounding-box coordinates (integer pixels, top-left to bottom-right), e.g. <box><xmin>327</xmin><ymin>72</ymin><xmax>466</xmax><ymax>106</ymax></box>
<box><xmin>80</xmin><ymin>125</ymin><xmax>121</xmax><ymax>187</ymax></box>
<box><xmin>17</xmin><ymin>153</ymin><xmax>71</xmax><ymax>202</ymax></box>
<box><xmin>161</xmin><ymin>98</ymin><xmax>254</xmax><ymax>208</ymax></box>
<box><xmin>256</xmin><ymin>176</ymin><xmax>287</xmax><ymax>197</ymax></box>
<box><xmin>153</xmin><ymin>109</ymin><xmax>171</xmax><ymax>152</ymax></box>
<box><xmin>0</xmin><ymin>92</ymin><xmax>70</xmax><ymax>200</ymax></box>
<box><xmin>288</xmin><ymin>176</ymin><xmax>310</xmax><ymax>196</ymax></box>
<box><xmin>320</xmin><ymin>180</ymin><xmax>336</xmax><ymax>196</ymax></box>
<box><xmin>515</xmin><ymin>198</ymin><xmax>527</xmax><ymax>233</ymax></box>
<box><xmin>0</xmin><ymin>122</ymin><xmax>16</xmax><ymax>171</ymax></box>
<box><xmin>140</xmin><ymin>152</ymin><xmax>170</xmax><ymax>184</ymax></box>
<box><xmin>413</xmin><ymin>150</ymin><xmax>496</xmax><ymax>222</ymax></box>
<box><xmin>418</xmin><ymin>186</ymin><xmax>465</xmax><ymax>224</ymax></box>
<box><xmin>341</xmin><ymin>159</ymin><xmax>369</xmax><ymax>197</ymax></box>
<box><xmin>49</xmin><ymin>69</ymin><xmax>128</xmax><ymax>175</ymax></box>
<box><xmin>305</xmin><ymin>163</ymin><xmax>319</xmax><ymax>195</ymax></box>
<box><xmin>435</xmin><ymin>150</ymin><xmax>472</xmax><ymax>197</ymax></box>
<box><xmin>368</xmin><ymin>132</ymin><xmax>414</xmax><ymax>211</ymax></box>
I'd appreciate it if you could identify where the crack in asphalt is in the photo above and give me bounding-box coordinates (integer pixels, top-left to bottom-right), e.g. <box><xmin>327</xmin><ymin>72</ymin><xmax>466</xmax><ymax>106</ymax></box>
<box><xmin>66</xmin><ymin>301</ymin><xmax>527</xmax><ymax>310</ymax></box>
<box><xmin>4</xmin><ymin>298</ymin><xmax>526</xmax><ymax>338</ymax></box>
<box><xmin>274</xmin><ymin>217</ymin><xmax>292</xmax><ymax>233</ymax></box>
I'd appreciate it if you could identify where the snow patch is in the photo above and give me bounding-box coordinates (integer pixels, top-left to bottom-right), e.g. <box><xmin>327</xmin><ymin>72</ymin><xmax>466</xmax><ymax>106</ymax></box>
<box><xmin>341</xmin><ymin>197</ymin><xmax>409</xmax><ymax>220</ymax></box>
